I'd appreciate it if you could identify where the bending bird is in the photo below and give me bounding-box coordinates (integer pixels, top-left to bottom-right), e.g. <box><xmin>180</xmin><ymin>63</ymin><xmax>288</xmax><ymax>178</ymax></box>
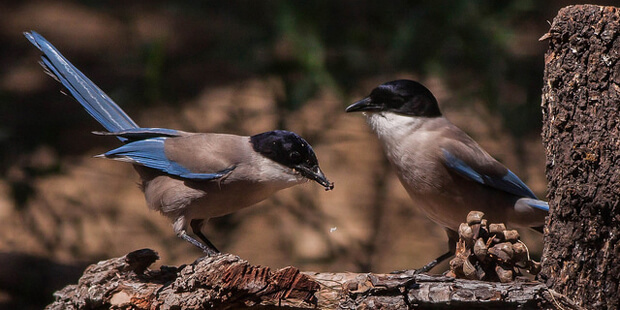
<box><xmin>26</xmin><ymin>31</ymin><xmax>334</xmax><ymax>255</ymax></box>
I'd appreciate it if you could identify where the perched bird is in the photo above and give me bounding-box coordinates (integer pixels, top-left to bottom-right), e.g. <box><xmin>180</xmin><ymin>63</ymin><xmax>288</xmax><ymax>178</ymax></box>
<box><xmin>25</xmin><ymin>31</ymin><xmax>333</xmax><ymax>256</ymax></box>
<box><xmin>346</xmin><ymin>80</ymin><xmax>547</xmax><ymax>272</ymax></box>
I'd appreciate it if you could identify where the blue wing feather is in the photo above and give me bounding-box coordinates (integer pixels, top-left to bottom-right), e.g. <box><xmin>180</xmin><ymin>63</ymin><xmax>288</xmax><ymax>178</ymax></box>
<box><xmin>523</xmin><ymin>199</ymin><xmax>549</xmax><ymax>212</ymax></box>
<box><xmin>25</xmin><ymin>31</ymin><xmax>138</xmax><ymax>141</ymax></box>
<box><xmin>101</xmin><ymin>137</ymin><xmax>234</xmax><ymax>180</ymax></box>
<box><xmin>442</xmin><ymin>149</ymin><xmax>538</xmax><ymax>199</ymax></box>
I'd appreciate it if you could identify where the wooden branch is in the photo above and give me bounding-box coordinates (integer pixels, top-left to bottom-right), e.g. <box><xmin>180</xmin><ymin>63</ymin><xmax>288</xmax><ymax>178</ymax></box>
<box><xmin>46</xmin><ymin>249</ymin><xmax>578</xmax><ymax>309</ymax></box>
<box><xmin>46</xmin><ymin>249</ymin><xmax>318</xmax><ymax>309</ymax></box>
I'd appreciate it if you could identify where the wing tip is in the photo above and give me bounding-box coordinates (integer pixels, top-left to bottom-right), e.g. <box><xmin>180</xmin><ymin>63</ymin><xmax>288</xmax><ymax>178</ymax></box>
<box><xmin>526</xmin><ymin>199</ymin><xmax>549</xmax><ymax>212</ymax></box>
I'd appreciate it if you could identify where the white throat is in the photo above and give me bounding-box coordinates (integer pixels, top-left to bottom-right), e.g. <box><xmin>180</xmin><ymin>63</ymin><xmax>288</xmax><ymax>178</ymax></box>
<box><xmin>365</xmin><ymin>112</ymin><xmax>427</xmax><ymax>142</ymax></box>
<box><xmin>254</xmin><ymin>154</ymin><xmax>306</xmax><ymax>186</ymax></box>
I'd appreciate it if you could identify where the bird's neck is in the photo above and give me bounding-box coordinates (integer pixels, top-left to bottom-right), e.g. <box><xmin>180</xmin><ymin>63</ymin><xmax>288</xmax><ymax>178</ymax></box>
<box><xmin>252</xmin><ymin>154</ymin><xmax>306</xmax><ymax>188</ymax></box>
<box><xmin>365</xmin><ymin>112</ymin><xmax>430</xmax><ymax>142</ymax></box>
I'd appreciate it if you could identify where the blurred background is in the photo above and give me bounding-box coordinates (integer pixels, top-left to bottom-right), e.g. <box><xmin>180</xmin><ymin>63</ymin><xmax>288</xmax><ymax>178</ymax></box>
<box><xmin>1</xmin><ymin>1</ymin><xmax>615</xmax><ymax>308</ymax></box>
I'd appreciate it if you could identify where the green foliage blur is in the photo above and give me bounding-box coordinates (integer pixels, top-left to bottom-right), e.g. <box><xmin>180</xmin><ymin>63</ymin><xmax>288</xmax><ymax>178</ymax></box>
<box><xmin>164</xmin><ymin>0</ymin><xmax>547</xmax><ymax>134</ymax></box>
<box><xmin>135</xmin><ymin>1</ymin><xmax>549</xmax><ymax>135</ymax></box>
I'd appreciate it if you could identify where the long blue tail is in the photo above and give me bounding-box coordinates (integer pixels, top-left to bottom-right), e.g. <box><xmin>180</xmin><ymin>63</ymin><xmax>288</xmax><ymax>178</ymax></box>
<box><xmin>25</xmin><ymin>31</ymin><xmax>138</xmax><ymax>141</ymax></box>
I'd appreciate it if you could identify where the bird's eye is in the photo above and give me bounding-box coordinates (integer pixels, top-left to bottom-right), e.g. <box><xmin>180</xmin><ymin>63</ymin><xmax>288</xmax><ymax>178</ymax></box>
<box><xmin>290</xmin><ymin>151</ymin><xmax>301</xmax><ymax>162</ymax></box>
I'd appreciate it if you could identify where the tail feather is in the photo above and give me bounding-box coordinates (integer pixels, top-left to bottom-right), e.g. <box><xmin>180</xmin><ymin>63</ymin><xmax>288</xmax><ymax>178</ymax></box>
<box><xmin>25</xmin><ymin>31</ymin><xmax>138</xmax><ymax>139</ymax></box>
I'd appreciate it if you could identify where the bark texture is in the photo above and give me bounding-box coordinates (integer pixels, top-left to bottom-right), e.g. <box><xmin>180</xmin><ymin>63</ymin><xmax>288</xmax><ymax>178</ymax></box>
<box><xmin>46</xmin><ymin>249</ymin><xmax>319</xmax><ymax>309</ymax></box>
<box><xmin>539</xmin><ymin>4</ymin><xmax>620</xmax><ymax>310</ymax></box>
<box><xmin>46</xmin><ymin>249</ymin><xmax>579</xmax><ymax>309</ymax></box>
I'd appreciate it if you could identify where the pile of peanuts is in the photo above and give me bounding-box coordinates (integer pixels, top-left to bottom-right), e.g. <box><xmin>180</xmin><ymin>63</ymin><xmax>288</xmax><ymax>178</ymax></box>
<box><xmin>446</xmin><ymin>211</ymin><xmax>541</xmax><ymax>282</ymax></box>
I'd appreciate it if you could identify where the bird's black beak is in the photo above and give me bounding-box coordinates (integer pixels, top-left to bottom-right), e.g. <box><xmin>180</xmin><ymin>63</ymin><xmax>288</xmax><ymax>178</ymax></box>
<box><xmin>345</xmin><ymin>97</ymin><xmax>382</xmax><ymax>113</ymax></box>
<box><xmin>295</xmin><ymin>165</ymin><xmax>334</xmax><ymax>191</ymax></box>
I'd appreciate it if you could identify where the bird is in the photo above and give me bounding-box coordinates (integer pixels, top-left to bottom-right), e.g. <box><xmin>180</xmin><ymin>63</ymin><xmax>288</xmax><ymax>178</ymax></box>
<box><xmin>346</xmin><ymin>79</ymin><xmax>548</xmax><ymax>273</ymax></box>
<box><xmin>25</xmin><ymin>31</ymin><xmax>334</xmax><ymax>256</ymax></box>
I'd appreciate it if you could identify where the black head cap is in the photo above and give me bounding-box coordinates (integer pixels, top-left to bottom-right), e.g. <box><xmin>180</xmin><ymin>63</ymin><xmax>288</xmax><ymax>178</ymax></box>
<box><xmin>345</xmin><ymin>80</ymin><xmax>441</xmax><ymax>117</ymax></box>
<box><xmin>250</xmin><ymin>130</ymin><xmax>333</xmax><ymax>190</ymax></box>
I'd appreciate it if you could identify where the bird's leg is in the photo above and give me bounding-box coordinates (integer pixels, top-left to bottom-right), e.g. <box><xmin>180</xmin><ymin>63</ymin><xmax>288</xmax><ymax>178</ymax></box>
<box><xmin>173</xmin><ymin>216</ymin><xmax>218</xmax><ymax>256</ymax></box>
<box><xmin>177</xmin><ymin>230</ymin><xmax>218</xmax><ymax>256</ymax></box>
<box><xmin>415</xmin><ymin>229</ymin><xmax>458</xmax><ymax>274</ymax></box>
<box><xmin>190</xmin><ymin>219</ymin><xmax>220</xmax><ymax>254</ymax></box>
<box><xmin>415</xmin><ymin>251</ymin><xmax>453</xmax><ymax>274</ymax></box>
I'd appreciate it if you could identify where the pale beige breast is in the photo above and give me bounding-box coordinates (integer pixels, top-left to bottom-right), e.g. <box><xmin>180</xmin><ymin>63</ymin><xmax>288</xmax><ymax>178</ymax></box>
<box><xmin>134</xmin><ymin>136</ymin><xmax>305</xmax><ymax>222</ymax></box>
<box><xmin>367</xmin><ymin>113</ymin><xmax>543</xmax><ymax>230</ymax></box>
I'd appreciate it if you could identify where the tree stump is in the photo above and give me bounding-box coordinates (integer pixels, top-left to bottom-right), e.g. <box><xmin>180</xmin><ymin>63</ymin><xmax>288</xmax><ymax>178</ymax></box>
<box><xmin>539</xmin><ymin>4</ymin><xmax>620</xmax><ymax>310</ymax></box>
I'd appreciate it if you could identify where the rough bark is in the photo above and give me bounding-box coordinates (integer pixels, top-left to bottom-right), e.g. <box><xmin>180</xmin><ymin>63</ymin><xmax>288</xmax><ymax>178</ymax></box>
<box><xmin>46</xmin><ymin>249</ymin><xmax>578</xmax><ymax>309</ymax></box>
<box><xmin>539</xmin><ymin>4</ymin><xmax>620</xmax><ymax>310</ymax></box>
<box><xmin>46</xmin><ymin>249</ymin><xmax>319</xmax><ymax>309</ymax></box>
